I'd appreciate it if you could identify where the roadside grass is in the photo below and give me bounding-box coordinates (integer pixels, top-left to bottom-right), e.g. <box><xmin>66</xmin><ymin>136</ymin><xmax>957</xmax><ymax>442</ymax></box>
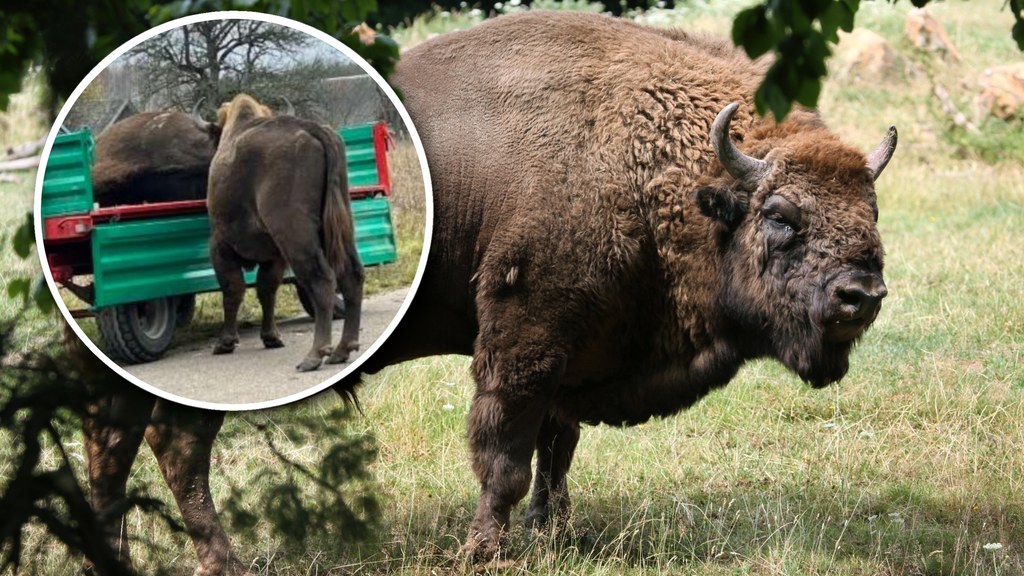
<box><xmin>0</xmin><ymin>174</ymin><xmax>59</xmax><ymax>354</ymax></box>
<box><xmin>4</xmin><ymin>2</ymin><xmax>1024</xmax><ymax>575</ymax></box>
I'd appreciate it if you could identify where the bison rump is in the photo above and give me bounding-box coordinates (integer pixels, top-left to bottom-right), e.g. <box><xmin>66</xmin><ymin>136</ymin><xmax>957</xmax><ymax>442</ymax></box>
<box><xmin>92</xmin><ymin>111</ymin><xmax>218</xmax><ymax>207</ymax></box>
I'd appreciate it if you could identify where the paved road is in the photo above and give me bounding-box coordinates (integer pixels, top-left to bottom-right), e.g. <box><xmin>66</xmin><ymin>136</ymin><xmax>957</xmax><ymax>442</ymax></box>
<box><xmin>128</xmin><ymin>287</ymin><xmax>409</xmax><ymax>407</ymax></box>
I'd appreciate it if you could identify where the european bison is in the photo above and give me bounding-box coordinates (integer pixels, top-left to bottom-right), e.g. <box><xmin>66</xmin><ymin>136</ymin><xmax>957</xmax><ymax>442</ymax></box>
<box><xmin>207</xmin><ymin>94</ymin><xmax>364</xmax><ymax>371</ymax></box>
<box><xmin>91</xmin><ymin>108</ymin><xmax>219</xmax><ymax>207</ymax></box>
<box><xmin>375</xmin><ymin>11</ymin><xmax>896</xmax><ymax>558</ymax></box>
<box><xmin>82</xmin><ymin>11</ymin><xmax>896</xmax><ymax>573</ymax></box>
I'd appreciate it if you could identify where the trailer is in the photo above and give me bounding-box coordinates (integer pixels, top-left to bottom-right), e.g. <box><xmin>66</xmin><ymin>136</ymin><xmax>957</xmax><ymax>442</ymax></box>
<box><xmin>41</xmin><ymin>121</ymin><xmax>398</xmax><ymax>364</ymax></box>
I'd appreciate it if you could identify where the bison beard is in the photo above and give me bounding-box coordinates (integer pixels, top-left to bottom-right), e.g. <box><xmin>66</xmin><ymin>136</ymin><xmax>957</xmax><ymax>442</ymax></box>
<box><xmin>80</xmin><ymin>11</ymin><xmax>898</xmax><ymax>574</ymax></box>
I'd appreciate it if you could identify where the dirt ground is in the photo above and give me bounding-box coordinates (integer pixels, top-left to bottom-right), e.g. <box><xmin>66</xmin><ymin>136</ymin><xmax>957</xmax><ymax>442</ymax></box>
<box><xmin>127</xmin><ymin>287</ymin><xmax>409</xmax><ymax>407</ymax></box>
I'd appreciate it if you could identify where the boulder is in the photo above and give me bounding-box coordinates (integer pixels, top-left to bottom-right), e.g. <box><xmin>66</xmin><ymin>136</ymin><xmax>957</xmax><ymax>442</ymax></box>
<box><xmin>905</xmin><ymin>8</ymin><xmax>961</xmax><ymax>62</ymax></box>
<box><xmin>834</xmin><ymin>28</ymin><xmax>904</xmax><ymax>83</ymax></box>
<box><xmin>975</xmin><ymin>63</ymin><xmax>1024</xmax><ymax>122</ymax></box>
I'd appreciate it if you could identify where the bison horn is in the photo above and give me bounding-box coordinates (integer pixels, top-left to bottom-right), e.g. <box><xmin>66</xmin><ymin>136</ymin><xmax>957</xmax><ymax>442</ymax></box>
<box><xmin>710</xmin><ymin>102</ymin><xmax>768</xmax><ymax>186</ymax></box>
<box><xmin>191</xmin><ymin>98</ymin><xmax>213</xmax><ymax>132</ymax></box>
<box><xmin>866</xmin><ymin>125</ymin><xmax>897</xmax><ymax>181</ymax></box>
<box><xmin>281</xmin><ymin>96</ymin><xmax>295</xmax><ymax>116</ymax></box>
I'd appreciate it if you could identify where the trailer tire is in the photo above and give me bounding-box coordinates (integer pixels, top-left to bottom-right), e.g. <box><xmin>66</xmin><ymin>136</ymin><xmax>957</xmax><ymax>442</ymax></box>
<box><xmin>295</xmin><ymin>285</ymin><xmax>345</xmax><ymax>320</ymax></box>
<box><xmin>97</xmin><ymin>297</ymin><xmax>177</xmax><ymax>364</ymax></box>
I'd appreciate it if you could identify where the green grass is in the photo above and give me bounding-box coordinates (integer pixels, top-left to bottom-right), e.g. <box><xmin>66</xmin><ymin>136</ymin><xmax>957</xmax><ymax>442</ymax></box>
<box><xmin>0</xmin><ymin>174</ymin><xmax>60</xmax><ymax>354</ymax></box>
<box><xmin>4</xmin><ymin>2</ymin><xmax>1024</xmax><ymax>575</ymax></box>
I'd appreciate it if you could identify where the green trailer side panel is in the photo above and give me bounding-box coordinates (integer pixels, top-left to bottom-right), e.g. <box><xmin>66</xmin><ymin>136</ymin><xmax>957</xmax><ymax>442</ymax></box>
<box><xmin>92</xmin><ymin>197</ymin><xmax>396</xmax><ymax>308</ymax></box>
<box><xmin>353</xmin><ymin>197</ymin><xmax>397</xmax><ymax>266</ymax></box>
<box><xmin>338</xmin><ymin>124</ymin><xmax>380</xmax><ymax>188</ymax></box>
<box><xmin>90</xmin><ymin>215</ymin><xmax>254</xmax><ymax>308</ymax></box>
<box><xmin>41</xmin><ymin>131</ymin><xmax>95</xmax><ymax>217</ymax></box>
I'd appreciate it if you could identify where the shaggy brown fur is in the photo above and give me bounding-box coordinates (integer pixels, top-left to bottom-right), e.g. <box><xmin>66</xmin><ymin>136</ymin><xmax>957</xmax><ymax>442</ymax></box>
<box><xmin>367</xmin><ymin>11</ymin><xmax>896</xmax><ymax>559</ymax></box>
<box><xmin>83</xmin><ymin>12</ymin><xmax>896</xmax><ymax>573</ymax></box>
<box><xmin>91</xmin><ymin>111</ymin><xmax>219</xmax><ymax>206</ymax></box>
<box><xmin>208</xmin><ymin>94</ymin><xmax>363</xmax><ymax>371</ymax></box>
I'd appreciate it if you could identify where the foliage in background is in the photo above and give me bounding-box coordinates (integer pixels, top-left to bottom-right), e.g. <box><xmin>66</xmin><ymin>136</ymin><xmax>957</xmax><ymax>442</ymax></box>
<box><xmin>732</xmin><ymin>0</ymin><xmax>1024</xmax><ymax>120</ymax></box>
<box><xmin>0</xmin><ymin>323</ymin><xmax>181</xmax><ymax>576</ymax></box>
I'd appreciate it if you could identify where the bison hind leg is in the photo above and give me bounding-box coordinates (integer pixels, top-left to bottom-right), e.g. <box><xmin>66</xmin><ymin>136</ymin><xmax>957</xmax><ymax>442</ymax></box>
<box><xmin>210</xmin><ymin>240</ymin><xmax>246</xmax><ymax>355</ymax></box>
<box><xmin>326</xmin><ymin>252</ymin><xmax>363</xmax><ymax>365</ymax></box>
<box><xmin>524</xmin><ymin>413</ymin><xmax>580</xmax><ymax>531</ymax></box>
<box><xmin>256</xmin><ymin>259</ymin><xmax>286</xmax><ymax>349</ymax></box>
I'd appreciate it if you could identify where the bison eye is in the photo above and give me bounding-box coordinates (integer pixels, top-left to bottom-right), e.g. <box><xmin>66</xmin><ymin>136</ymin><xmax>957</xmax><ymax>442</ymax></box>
<box><xmin>764</xmin><ymin>211</ymin><xmax>794</xmax><ymax>233</ymax></box>
<box><xmin>761</xmin><ymin>195</ymin><xmax>802</xmax><ymax>249</ymax></box>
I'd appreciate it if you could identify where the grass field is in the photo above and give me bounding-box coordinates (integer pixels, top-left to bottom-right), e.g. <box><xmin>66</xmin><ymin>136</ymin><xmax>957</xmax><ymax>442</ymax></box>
<box><xmin>3</xmin><ymin>1</ymin><xmax>1024</xmax><ymax>575</ymax></box>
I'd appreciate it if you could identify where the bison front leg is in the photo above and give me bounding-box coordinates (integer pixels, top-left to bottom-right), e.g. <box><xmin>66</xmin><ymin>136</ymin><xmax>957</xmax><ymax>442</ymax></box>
<box><xmin>327</xmin><ymin>252</ymin><xmax>363</xmax><ymax>365</ymax></box>
<box><xmin>210</xmin><ymin>240</ymin><xmax>245</xmax><ymax>355</ymax></box>
<box><xmin>464</xmin><ymin>347</ymin><xmax>564</xmax><ymax>562</ymax></box>
<box><xmin>144</xmin><ymin>402</ymin><xmax>247</xmax><ymax>576</ymax></box>
<box><xmin>255</xmin><ymin>259</ymin><xmax>286</xmax><ymax>349</ymax></box>
<box><xmin>524</xmin><ymin>413</ymin><xmax>579</xmax><ymax>531</ymax></box>
<box><xmin>81</xmin><ymin>385</ymin><xmax>156</xmax><ymax>574</ymax></box>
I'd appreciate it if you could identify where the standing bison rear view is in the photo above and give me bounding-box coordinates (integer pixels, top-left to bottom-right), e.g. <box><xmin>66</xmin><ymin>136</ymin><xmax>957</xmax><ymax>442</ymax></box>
<box><xmin>381</xmin><ymin>10</ymin><xmax>897</xmax><ymax>560</ymax></box>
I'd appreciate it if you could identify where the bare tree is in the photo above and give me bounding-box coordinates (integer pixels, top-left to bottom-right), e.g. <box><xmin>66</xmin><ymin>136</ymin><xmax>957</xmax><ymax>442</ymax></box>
<box><xmin>128</xmin><ymin>20</ymin><xmax>313</xmax><ymax>116</ymax></box>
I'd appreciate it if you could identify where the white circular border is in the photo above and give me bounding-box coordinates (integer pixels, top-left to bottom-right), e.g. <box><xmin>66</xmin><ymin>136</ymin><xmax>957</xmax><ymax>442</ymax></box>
<box><xmin>33</xmin><ymin>11</ymin><xmax>434</xmax><ymax>412</ymax></box>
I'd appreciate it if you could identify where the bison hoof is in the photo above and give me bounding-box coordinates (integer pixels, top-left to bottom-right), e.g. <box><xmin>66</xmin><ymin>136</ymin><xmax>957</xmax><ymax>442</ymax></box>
<box><xmin>213</xmin><ymin>339</ymin><xmax>237</xmax><ymax>355</ymax></box>
<box><xmin>296</xmin><ymin>356</ymin><xmax>322</xmax><ymax>372</ymax></box>
<box><xmin>326</xmin><ymin>341</ymin><xmax>359</xmax><ymax>365</ymax></box>
<box><xmin>462</xmin><ymin>529</ymin><xmax>500</xmax><ymax>564</ymax></box>
<box><xmin>523</xmin><ymin>508</ymin><xmax>548</xmax><ymax>531</ymax></box>
<box><xmin>262</xmin><ymin>334</ymin><xmax>285</xmax><ymax>349</ymax></box>
<box><xmin>326</xmin><ymin>351</ymin><xmax>350</xmax><ymax>364</ymax></box>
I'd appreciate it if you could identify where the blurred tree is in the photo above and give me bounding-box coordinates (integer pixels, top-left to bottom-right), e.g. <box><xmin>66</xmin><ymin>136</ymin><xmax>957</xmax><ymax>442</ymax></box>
<box><xmin>731</xmin><ymin>0</ymin><xmax>1024</xmax><ymax>119</ymax></box>
<box><xmin>128</xmin><ymin>19</ymin><xmax>312</xmax><ymax>116</ymax></box>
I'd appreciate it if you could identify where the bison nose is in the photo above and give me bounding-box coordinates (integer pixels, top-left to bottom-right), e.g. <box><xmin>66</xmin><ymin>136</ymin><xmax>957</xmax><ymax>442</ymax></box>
<box><xmin>834</xmin><ymin>278</ymin><xmax>887</xmax><ymax>321</ymax></box>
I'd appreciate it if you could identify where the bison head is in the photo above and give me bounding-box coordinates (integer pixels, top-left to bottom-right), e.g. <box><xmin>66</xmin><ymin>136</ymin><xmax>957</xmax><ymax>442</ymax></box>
<box><xmin>696</xmin><ymin>103</ymin><xmax>896</xmax><ymax>387</ymax></box>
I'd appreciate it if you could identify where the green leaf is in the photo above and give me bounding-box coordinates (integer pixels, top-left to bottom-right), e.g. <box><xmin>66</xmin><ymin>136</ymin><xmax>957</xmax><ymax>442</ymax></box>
<box><xmin>796</xmin><ymin>76</ymin><xmax>821</xmax><ymax>107</ymax></box>
<box><xmin>32</xmin><ymin>278</ymin><xmax>55</xmax><ymax>314</ymax></box>
<box><xmin>1013</xmin><ymin>20</ymin><xmax>1024</xmax><ymax>51</ymax></box>
<box><xmin>12</xmin><ymin>214</ymin><xmax>34</xmax><ymax>259</ymax></box>
<box><xmin>733</xmin><ymin>6</ymin><xmax>776</xmax><ymax>59</ymax></box>
<box><xmin>788</xmin><ymin>1</ymin><xmax>812</xmax><ymax>35</ymax></box>
<box><xmin>7</xmin><ymin>278</ymin><xmax>30</xmax><ymax>305</ymax></box>
<box><xmin>757</xmin><ymin>77</ymin><xmax>793</xmax><ymax>121</ymax></box>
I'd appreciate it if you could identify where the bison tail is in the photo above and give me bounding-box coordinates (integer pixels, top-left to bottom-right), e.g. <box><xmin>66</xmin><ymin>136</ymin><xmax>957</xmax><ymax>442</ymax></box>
<box><xmin>315</xmin><ymin>126</ymin><xmax>357</xmax><ymax>276</ymax></box>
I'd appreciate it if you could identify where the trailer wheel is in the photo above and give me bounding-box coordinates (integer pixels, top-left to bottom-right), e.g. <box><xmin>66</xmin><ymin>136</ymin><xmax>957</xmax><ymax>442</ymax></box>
<box><xmin>97</xmin><ymin>297</ymin><xmax>177</xmax><ymax>364</ymax></box>
<box><xmin>295</xmin><ymin>285</ymin><xmax>345</xmax><ymax>320</ymax></box>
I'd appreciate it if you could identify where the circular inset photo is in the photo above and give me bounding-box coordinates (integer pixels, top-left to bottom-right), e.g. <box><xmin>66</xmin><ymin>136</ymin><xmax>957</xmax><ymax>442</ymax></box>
<box><xmin>34</xmin><ymin>12</ymin><xmax>431</xmax><ymax>410</ymax></box>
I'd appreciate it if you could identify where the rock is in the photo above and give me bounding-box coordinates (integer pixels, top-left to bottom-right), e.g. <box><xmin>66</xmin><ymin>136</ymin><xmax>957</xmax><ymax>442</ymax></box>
<box><xmin>905</xmin><ymin>8</ymin><xmax>961</xmax><ymax>63</ymax></box>
<box><xmin>834</xmin><ymin>29</ymin><xmax>904</xmax><ymax>83</ymax></box>
<box><xmin>975</xmin><ymin>63</ymin><xmax>1024</xmax><ymax>122</ymax></box>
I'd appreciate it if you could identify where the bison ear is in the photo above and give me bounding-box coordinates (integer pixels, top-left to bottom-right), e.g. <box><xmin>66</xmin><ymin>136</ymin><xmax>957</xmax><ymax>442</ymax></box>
<box><xmin>695</xmin><ymin>185</ymin><xmax>748</xmax><ymax>227</ymax></box>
